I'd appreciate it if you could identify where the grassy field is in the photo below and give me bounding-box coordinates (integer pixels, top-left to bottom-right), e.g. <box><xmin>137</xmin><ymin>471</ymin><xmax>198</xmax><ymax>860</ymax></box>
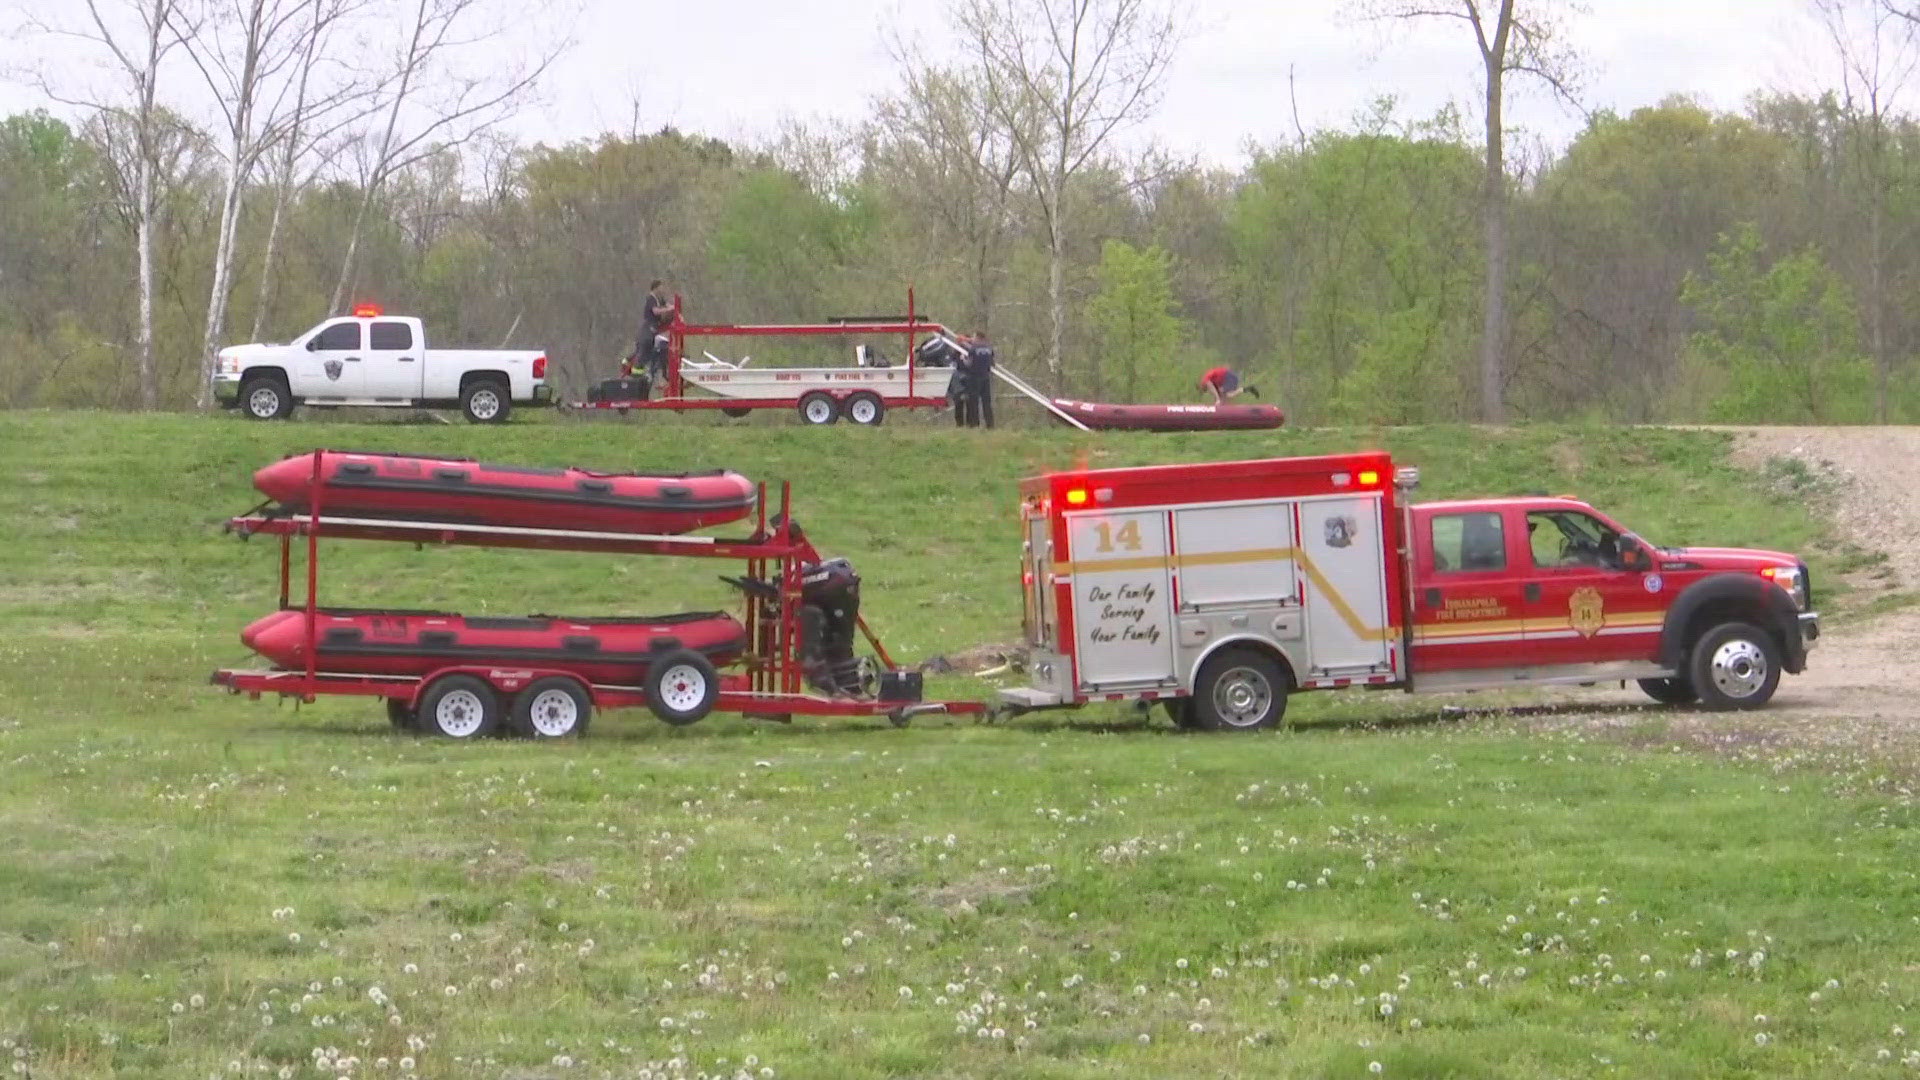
<box><xmin>1</xmin><ymin>409</ymin><xmax>1915</xmax><ymax>1078</ymax></box>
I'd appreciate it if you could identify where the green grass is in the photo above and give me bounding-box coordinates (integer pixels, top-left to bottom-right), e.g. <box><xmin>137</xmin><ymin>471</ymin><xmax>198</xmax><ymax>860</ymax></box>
<box><xmin>0</xmin><ymin>409</ymin><xmax>1912</xmax><ymax>1078</ymax></box>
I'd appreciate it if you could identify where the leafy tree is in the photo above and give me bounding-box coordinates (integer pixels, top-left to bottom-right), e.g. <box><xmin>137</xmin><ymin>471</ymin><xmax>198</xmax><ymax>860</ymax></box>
<box><xmin>1085</xmin><ymin>240</ymin><xmax>1187</xmax><ymax>401</ymax></box>
<box><xmin>1680</xmin><ymin>222</ymin><xmax>1872</xmax><ymax>422</ymax></box>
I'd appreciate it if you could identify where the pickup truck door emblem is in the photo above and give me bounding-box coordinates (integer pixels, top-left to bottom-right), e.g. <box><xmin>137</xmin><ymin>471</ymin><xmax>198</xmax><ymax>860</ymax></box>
<box><xmin>324</xmin><ymin>359</ymin><xmax>343</xmax><ymax>381</ymax></box>
<box><xmin>1569</xmin><ymin>586</ymin><xmax>1604</xmax><ymax>637</ymax></box>
<box><xmin>1643</xmin><ymin>573</ymin><xmax>1663</xmax><ymax>594</ymax></box>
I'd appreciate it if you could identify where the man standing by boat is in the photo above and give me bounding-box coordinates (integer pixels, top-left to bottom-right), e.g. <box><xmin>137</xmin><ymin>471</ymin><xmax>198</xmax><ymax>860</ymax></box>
<box><xmin>966</xmin><ymin>331</ymin><xmax>996</xmax><ymax>429</ymax></box>
<box><xmin>633</xmin><ymin>279</ymin><xmax>676</xmax><ymax>386</ymax></box>
<box><xmin>1198</xmin><ymin>365</ymin><xmax>1259</xmax><ymax>405</ymax></box>
<box><xmin>951</xmin><ymin>335</ymin><xmax>977</xmax><ymax>427</ymax></box>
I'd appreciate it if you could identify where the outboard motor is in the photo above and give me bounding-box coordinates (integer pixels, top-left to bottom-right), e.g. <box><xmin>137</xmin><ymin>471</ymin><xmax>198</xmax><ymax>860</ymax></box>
<box><xmin>799</xmin><ymin>557</ymin><xmax>864</xmax><ymax>696</ymax></box>
<box><xmin>915</xmin><ymin>336</ymin><xmax>961</xmax><ymax>367</ymax></box>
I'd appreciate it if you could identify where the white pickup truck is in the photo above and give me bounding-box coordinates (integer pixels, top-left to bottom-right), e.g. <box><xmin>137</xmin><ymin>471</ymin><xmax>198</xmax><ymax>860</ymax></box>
<box><xmin>212</xmin><ymin>309</ymin><xmax>552</xmax><ymax>423</ymax></box>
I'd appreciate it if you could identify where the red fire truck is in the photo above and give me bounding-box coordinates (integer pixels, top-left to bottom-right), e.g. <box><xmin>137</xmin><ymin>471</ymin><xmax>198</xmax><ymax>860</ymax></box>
<box><xmin>999</xmin><ymin>452</ymin><xmax>1820</xmax><ymax>729</ymax></box>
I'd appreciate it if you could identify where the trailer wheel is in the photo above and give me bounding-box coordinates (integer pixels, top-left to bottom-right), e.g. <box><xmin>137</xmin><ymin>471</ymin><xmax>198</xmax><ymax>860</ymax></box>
<box><xmin>1637</xmin><ymin>677</ymin><xmax>1699</xmax><ymax>706</ymax></box>
<box><xmin>1190</xmin><ymin>648</ymin><xmax>1289</xmax><ymax>732</ymax></box>
<box><xmin>845</xmin><ymin>393</ymin><xmax>885</xmax><ymax>426</ymax></box>
<box><xmin>417</xmin><ymin>674</ymin><xmax>502</xmax><ymax>739</ymax></box>
<box><xmin>461</xmin><ymin>379</ymin><xmax>511</xmax><ymax>424</ymax></box>
<box><xmin>385</xmin><ymin>698</ymin><xmax>416</xmax><ymax>731</ymax></box>
<box><xmin>647</xmin><ymin>649</ymin><xmax>719</xmax><ymax>726</ymax></box>
<box><xmin>511</xmin><ymin>677</ymin><xmax>592</xmax><ymax>738</ymax></box>
<box><xmin>1687</xmin><ymin>622</ymin><xmax>1781</xmax><ymax>711</ymax></box>
<box><xmin>239</xmin><ymin>375</ymin><xmax>293</xmax><ymax>420</ymax></box>
<box><xmin>797</xmin><ymin>392</ymin><xmax>839</xmax><ymax>425</ymax></box>
<box><xmin>722</xmin><ymin>407</ymin><xmax>753</xmax><ymax>419</ymax></box>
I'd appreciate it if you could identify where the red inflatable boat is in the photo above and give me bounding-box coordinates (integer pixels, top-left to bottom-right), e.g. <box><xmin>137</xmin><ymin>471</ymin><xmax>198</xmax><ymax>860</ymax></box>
<box><xmin>240</xmin><ymin>608</ymin><xmax>748</xmax><ymax>685</ymax></box>
<box><xmin>1050</xmin><ymin>398</ymin><xmax>1285</xmax><ymax>432</ymax></box>
<box><xmin>253</xmin><ymin>451</ymin><xmax>757</xmax><ymax>534</ymax></box>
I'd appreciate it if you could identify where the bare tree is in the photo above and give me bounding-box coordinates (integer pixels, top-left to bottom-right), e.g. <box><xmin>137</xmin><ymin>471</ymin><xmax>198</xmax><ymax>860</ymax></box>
<box><xmin>27</xmin><ymin>0</ymin><xmax>197</xmax><ymax>409</ymax></box>
<box><xmin>950</xmin><ymin>0</ymin><xmax>1183</xmax><ymax>379</ymax></box>
<box><xmin>1352</xmin><ymin>0</ymin><xmax>1582</xmax><ymax>422</ymax></box>
<box><xmin>872</xmin><ymin>58</ymin><xmax>1036</xmax><ymax>336</ymax></box>
<box><xmin>328</xmin><ymin>0</ymin><xmax>570</xmax><ymax>314</ymax></box>
<box><xmin>178</xmin><ymin>0</ymin><xmax>366</xmax><ymax>406</ymax></box>
<box><xmin>1817</xmin><ymin>0</ymin><xmax>1920</xmax><ymax>421</ymax></box>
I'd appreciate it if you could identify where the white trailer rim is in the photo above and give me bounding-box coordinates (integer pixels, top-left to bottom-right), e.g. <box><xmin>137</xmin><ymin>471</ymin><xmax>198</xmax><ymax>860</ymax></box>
<box><xmin>247</xmin><ymin>386</ymin><xmax>281</xmax><ymax>417</ymax></box>
<box><xmin>803</xmin><ymin>397</ymin><xmax>834</xmax><ymax>424</ymax></box>
<box><xmin>848</xmin><ymin>397</ymin><xmax>879</xmax><ymax>423</ymax></box>
<box><xmin>434</xmin><ymin>688</ymin><xmax>488</xmax><ymax>737</ymax></box>
<box><xmin>657</xmin><ymin>663</ymin><xmax>709</xmax><ymax>713</ymax></box>
<box><xmin>526</xmin><ymin>688</ymin><xmax>580</xmax><ymax>736</ymax></box>
<box><xmin>468</xmin><ymin>387</ymin><xmax>502</xmax><ymax>419</ymax></box>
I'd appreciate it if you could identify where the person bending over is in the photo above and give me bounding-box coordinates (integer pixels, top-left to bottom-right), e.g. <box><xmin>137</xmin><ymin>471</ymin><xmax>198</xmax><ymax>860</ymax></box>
<box><xmin>1198</xmin><ymin>365</ymin><xmax>1259</xmax><ymax>405</ymax></box>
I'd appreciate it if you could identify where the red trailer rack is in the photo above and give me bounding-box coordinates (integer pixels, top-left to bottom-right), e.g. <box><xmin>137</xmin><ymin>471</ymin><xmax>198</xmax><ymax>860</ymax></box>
<box><xmin>568</xmin><ymin>289</ymin><xmax>965</xmax><ymax>425</ymax></box>
<box><xmin>211</xmin><ymin>450</ymin><xmax>984</xmax><ymax>736</ymax></box>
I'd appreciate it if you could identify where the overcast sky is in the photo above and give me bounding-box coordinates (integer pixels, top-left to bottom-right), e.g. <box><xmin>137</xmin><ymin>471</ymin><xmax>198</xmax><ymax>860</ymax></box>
<box><xmin>0</xmin><ymin>0</ymin><xmax>1829</xmax><ymax>166</ymax></box>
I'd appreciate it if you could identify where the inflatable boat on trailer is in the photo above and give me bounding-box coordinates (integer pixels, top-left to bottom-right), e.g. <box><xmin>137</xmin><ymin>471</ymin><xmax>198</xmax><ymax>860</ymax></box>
<box><xmin>253</xmin><ymin>451</ymin><xmax>756</xmax><ymax>534</ymax></box>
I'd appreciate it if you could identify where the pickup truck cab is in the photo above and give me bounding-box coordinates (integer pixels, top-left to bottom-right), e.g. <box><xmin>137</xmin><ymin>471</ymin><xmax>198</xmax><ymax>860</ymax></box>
<box><xmin>212</xmin><ymin>307</ymin><xmax>551</xmax><ymax>423</ymax></box>
<box><xmin>1002</xmin><ymin>452</ymin><xmax>1820</xmax><ymax>729</ymax></box>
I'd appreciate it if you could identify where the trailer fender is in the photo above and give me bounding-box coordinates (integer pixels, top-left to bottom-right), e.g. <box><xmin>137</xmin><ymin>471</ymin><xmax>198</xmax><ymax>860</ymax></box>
<box><xmin>1659</xmin><ymin>574</ymin><xmax>1806</xmax><ymax>674</ymax></box>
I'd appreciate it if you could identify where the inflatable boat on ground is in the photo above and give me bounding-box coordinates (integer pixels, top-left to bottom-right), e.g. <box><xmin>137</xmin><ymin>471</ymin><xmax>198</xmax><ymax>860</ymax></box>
<box><xmin>1047</xmin><ymin>398</ymin><xmax>1285</xmax><ymax>432</ymax></box>
<box><xmin>253</xmin><ymin>451</ymin><xmax>756</xmax><ymax>534</ymax></box>
<box><xmin>240</xmin><ymin>608</ymin><xmax>748</xmax><ymax>684</ymax></box>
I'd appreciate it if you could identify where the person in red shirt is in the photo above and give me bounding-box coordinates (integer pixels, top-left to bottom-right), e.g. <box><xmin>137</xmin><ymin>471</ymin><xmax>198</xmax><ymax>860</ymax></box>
<box><xmin>1198</xmin><ymin>366</ymin><xmax>1258</xmax><ymax>404</ymax></box>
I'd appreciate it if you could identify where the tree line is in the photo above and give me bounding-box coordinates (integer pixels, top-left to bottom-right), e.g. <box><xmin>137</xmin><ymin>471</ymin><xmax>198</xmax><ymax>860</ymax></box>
<box><xmin>5</xmin><ymin>0</ymin><xmax>1920</xmax><ymax>425</ymax></box>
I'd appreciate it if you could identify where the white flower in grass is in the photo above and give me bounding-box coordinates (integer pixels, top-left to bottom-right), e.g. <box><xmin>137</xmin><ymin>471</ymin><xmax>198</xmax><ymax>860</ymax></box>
<box><xmin>1369</xmin><ymin>1063</ymin><xmax>1383</xmax><ymax>1074</ymax></box>
<box><xmin>1188</xmin><ymin>1022</ymin><xmax>1204</xmax><ymax>1034</ymax></box>
<box><xmin>402</xmin><ymin>964</ymin><xmax>417</xmax><ymax>976</ymax></box>
<box><xmin>398</xmin><ymin>1058</ymin><xmax>413</xmax><ymax>1071</ymax></box>
<box><xmin>1754</xmin><ymin>1033</ymin><xmax>1771</xmax><ymax>1047</ymax></box>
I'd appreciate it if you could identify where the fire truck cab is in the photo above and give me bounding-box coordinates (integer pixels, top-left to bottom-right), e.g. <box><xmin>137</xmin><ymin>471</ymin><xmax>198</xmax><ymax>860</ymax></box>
<box><xmin>1002</xmin><ymin>452</ymin><xmax>1819</xmax><ymax>730</ymax></box>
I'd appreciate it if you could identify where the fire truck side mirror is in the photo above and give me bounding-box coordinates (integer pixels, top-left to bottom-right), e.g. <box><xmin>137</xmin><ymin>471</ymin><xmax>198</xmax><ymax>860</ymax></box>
<box><xmin>1619</xmin><ymin>544</ymin><xmax>1650</xmax><ymax>572</ymax></box>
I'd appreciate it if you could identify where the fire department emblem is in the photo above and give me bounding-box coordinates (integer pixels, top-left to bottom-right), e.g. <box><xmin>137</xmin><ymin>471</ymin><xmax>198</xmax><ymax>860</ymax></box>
<box><xmin>1568</xmin><ymin>586</ymin><xmax>1605</xmax><ymax>638</ymax></box>
<box><xmin>1324</xmin><ymin>514</ymin><xmax>1357</xmax><ymax>549</ymax></box>
<box><xmin>323</xmin><ymin>358</ymin><xmax>344</xmax><ymax>381</ymax></box>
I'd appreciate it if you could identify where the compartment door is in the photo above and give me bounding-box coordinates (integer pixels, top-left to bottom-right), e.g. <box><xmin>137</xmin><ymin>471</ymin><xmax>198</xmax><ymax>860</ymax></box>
<box><xmin>1296</xmin><ymin>495</ymin><xmax>1391</xmax><ymax>674</ymax></box>
<box><xmin>1065</xmin><ymin>509</ymin><xmax>1175</xmax><ymax>688</ymax></box>
<box><xmin>1023</xmin><ymin>514</ymin><xmax>1055</xmax><ymax>649</ymax></box>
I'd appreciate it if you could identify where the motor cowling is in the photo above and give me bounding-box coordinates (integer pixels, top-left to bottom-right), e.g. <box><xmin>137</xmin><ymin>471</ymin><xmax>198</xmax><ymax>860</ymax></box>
<box><xmin>799</xmin><ymin>557</ymin><xmax>864</xmax><ymax>696</ymax></box>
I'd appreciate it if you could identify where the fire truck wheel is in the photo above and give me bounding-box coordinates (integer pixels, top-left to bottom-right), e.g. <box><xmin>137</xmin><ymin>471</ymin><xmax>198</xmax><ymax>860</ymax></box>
<box><xmin>239</xmin><ymin>375</ymin><xmax>293</xmax><ymax>420</ymax></box>
<box><xmin>1687</xmin><ymin>622</ymin><xmax>1781</xmax><ymax>711</ymax></box>
<box><xmin>647</xmin><ymin>649</ymin><xmax>719</xmax><ymax>726</ymax></box>
<box><xmin>845</xmin><ymin>393</ymin><xmax>885</xmax><ymax>426</ymax></box>
<box><xmin>385</xmin><ymin>698</ymin><xmax>416</xmax><ymax>731</ymax></box>
<box><xmin>1191</xmin><ymin>648</ymin><xmax>1290</xmax><ymax>732</ymax></box>
<box><xmin>417</xmin><ymin>675</ymin><xmax>503</xmax><ymax>739</ymax></box>
<box><xmin>722</xmin><ymin>407</ymin><xmax>753</xmax><ymax>419</ymax></box>
<box><xmin>1160</xmin><ymin>699</ymin><xmax>1199</xmax><ymax>729</ymax></box>
<box><xmin>511</xmin><ymin>677</ymin><xmax>593</xmax><ymax>739</ymax></box>
<box><xmin>797</xmin><ymin>392</ymin><xmax>840</xmax><ymax>425</ymax></box>
<box><xmin>1636</xmin><ymin>677</ymin><xmax>1699</xmax><ymax>706</ymax></box>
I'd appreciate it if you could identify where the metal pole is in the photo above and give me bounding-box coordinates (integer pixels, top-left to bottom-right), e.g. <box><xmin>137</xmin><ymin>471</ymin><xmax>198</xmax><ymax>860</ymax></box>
<box><xmin>906</xmin><ymin>286</ymin><xmax>916</xmax><ymax>401</ymax></box>
<box><xmin>304</xmin><ymin>449</ymin><xmax>322</xmax><ymax>699</ymax></box>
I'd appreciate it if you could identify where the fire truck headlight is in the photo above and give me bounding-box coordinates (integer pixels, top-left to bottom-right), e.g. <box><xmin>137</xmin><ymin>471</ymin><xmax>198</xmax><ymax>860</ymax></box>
<box><xmin>1762</xmin><ymin>566</ymin><xmax>1807</xmax><ymax>610</ymax></box>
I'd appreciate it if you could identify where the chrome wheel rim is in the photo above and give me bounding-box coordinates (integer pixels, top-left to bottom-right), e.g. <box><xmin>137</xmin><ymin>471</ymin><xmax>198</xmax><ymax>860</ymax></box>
<box><xmin>658</xmin><ymin>663</ymin><xmax>708</xmax><ymax>713</ymax></box>
<box><xmin>1710</xmin><ymin>639</ymin><xmax>1768</xmax><ymax>699</ymax></box>
<box><xmin>1211</xmin><ymin>667</ymin><xmax>1273</xmax><ymax>728</ymax></box>
<box><xmin>434</xmin><ymin>688</ymin><xmax>487</xmax><ymax>737</ymax></box>
<box><xmin>526</xmin><ymin>688</ymin><xmax>579</xmax><ymax>737</ymax></box>
<box><xmin>468</xmin><ymin>389</ymin><xmax>501</xmax><ymax>419</ymax></box>
<box><xmin>247</xmin><ymin>387</ymin><xmax>280</xmax><ymax>417</ymax></box>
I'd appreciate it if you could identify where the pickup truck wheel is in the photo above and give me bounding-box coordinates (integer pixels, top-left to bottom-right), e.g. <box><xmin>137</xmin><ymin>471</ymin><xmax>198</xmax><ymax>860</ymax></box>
<box><xmin>797</xmin><ymin>392</ymin><xmax>839</xmax><ymax>425</ymax></box>
<box><xmin>1687</xmin><ymin>622</ymin><xmax>1781</xmax><ymax>711</ymax></box>
<box><xmin>646</xmin><ymin>648</ymin><xmax>719</xmax><ymax>726</ymax></box>
<box><xmin>845</xmin><ymin>393</ymin><xmax>885</xmax><ymax>426</ymax></box>
<box><xmin>1637</xmin><ymin>677</ymin><xmax>1699</xmax><ymax>706</ymax></box>
<box><xmin>511</xmin><ymin>677</ymin><xmax>592</xmax><ymax>739</ymax></box>
<box><xmin>461</xmin><ymin>380</ymin><xmax>510</xmax><ymax>424</ymax></box>
<box><xmin>417</xmin><ymin>675</ymin><xmax>502</xmax><ymax>739</ymax></box>
<box><xmin>1190</xmin><ymin>648</ymin><xmax>1289</xmax><ymax>732</ymax></box>
<box><xmin>239</xmin><ymin>375</ymin><xmax>293</xmax><ymax>420</ymax></box>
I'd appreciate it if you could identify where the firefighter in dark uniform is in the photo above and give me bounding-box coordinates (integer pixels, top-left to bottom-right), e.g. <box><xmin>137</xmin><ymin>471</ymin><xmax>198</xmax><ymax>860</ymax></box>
<box><xmin>965</xmin><ymin>331</ymin><xmax>996</xmax><ymax>429</ymax></box>
<box><xmin>632</xmin><ymin>279</ymin><xmax>674</xmax><ymax>386</ymax></box>
<box><xmin>951</xmin><ymin>335</ymin><xmax>977</xmax><ymax>427</ymax></box>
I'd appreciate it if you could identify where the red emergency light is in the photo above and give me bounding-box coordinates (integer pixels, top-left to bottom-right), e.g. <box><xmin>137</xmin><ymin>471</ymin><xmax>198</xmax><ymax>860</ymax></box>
<box><xmin>351</xmin><ymin>303</ymin><xmax>383</xmax><ymax>318</ymax></box>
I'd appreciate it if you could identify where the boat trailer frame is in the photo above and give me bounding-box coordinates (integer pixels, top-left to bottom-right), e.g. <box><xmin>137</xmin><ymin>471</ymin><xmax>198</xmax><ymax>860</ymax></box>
<box><xmin>210</xmin><ymin>449</ymin><xmax>984</xmax><ymax>728</ymax></box>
